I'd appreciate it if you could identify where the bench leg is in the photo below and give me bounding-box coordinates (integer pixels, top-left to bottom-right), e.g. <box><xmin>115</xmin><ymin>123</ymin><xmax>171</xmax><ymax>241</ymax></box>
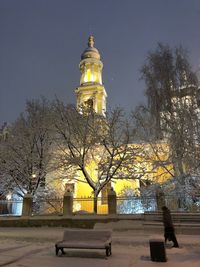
<box><xmin>55</xmin><ymin>246</ymin><xmax>66</xmax><ymax>256</ymax></box>
<box><xmin>109</xmin><ymin>243</ymin><xmax>112</xmax><ymax>255</ymax></box>
<box><xmin>106</xmin><ymin>247</ymin><xmax>109</xmax><ymax>256</ymax></box>
<box><xmin>106</xmin><ymin>244</ymin><xmax>112</xmax><ymax>256</ymax></box>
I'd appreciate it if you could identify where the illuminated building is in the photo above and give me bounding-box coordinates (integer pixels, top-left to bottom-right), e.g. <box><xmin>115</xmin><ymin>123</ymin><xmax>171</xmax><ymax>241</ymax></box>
<box><xmin>46</xmin><ymin>36</ymin><xmax>172</xmax><ymax>214</ymax></box>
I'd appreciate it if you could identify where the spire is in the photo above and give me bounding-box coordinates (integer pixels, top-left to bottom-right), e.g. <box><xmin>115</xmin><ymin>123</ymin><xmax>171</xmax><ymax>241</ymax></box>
<box><xmin>88</xmin><ymin>35</ymin><xmax>94</xmax><ymax>48</ymax></box>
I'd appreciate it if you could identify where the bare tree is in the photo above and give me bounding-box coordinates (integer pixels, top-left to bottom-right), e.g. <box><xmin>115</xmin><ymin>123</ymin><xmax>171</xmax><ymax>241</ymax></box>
<box><xmin>141</xmin><ymin>43</ymin><xmax>199</xmax><ymax>137</ymax></box>
<box><xmin>0</xmin><ymin>98</ymin><xmax>55</xmax><ymax>197</ymax></box>
<box><xmin>136</xmin><ymin>44</ymin><xmax>200</xmax><ymax>207</ymax></box>
<box><xmin>52</xmin><ymin>101</ymin><xmax>142</xmax><ymax>213</ymax></box>
<box><xmin>133</xmin><ymin>103</ymin><xmax>200</xmax><ymax>210</ymax></box>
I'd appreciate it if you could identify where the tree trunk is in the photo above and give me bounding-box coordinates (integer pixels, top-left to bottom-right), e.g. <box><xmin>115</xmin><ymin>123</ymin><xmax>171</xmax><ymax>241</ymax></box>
<box><xmin>173</xmin><ymin>157</ymin><xmax>186</xmax><ymax>210</ymax></box>
<box><xmin>93</xmin><ymin>191</ymin><xmax>99</xmax><ymax>214</ymax></box>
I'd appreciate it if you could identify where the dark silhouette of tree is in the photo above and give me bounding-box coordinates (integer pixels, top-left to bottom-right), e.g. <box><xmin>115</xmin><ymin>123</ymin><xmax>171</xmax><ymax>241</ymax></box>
<box><xmin>141</xmin><ymin>43</ymin><xmax>199</xmax><ymax>138</ymax></box>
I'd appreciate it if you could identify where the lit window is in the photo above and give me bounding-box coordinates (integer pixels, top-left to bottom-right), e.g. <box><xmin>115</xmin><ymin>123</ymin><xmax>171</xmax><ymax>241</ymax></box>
<box><xmin>84</xmin><ymin>69</ymin><xmax>95</xmax><ymax>82</ymax></box>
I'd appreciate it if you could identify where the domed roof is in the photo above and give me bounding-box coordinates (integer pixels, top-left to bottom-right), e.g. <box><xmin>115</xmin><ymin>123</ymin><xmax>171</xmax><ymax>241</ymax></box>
<box><xmin>81</xmin><ymin>36</ymin><xmax>101</xmax><ymax>60</ymax></box>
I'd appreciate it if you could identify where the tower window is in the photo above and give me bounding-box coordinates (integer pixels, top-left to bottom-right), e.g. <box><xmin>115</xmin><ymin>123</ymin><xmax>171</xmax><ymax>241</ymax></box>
<box><xmin>84</xmin><ymin>69</ymin><xmax>94</xmax><ymax>82</ymax></box>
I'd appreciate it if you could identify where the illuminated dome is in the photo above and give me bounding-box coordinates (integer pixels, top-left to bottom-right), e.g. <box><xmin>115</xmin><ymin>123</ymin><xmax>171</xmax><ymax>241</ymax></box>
<box><xmin>81</xmin><ymin>36</ymin><xmax>101</xmax><ymax>60</ymax></box>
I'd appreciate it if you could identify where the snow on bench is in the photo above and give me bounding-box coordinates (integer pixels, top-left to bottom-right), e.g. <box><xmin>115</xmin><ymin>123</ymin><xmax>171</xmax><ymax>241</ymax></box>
<box><xmin>55</xmin><ymin>228</ymin><xmax>112</xmax><ymax>256</ymax></box>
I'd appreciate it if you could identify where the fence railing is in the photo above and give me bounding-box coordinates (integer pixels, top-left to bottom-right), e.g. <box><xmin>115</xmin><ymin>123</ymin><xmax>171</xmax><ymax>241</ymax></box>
<box><xmin>1</xmin><ymin>193</ymin><xmax>200</xmax><ymax>217</ymax></box>
<box><xmin>30</xmin><ymin>197</ymin><xmax>108</xmax><ymax>215</ymax></box>
<box><xmin>32</xmin><ymin>199</ymin><xmax>63</xmax><ymax>215</ymax></box>
<box><xmin>117</xmin><ymin>195</ymin><xmax>200</xmax><ymax>214</ymax></box>
<box><xmin>164</xmin><ymin>195</ymin><xmax>200</xmax><ymax>212</ymax></box>
<box><xmin>117</xmin><ymin>196</ymin><xmax>157</xmax><ymax>214</ymax></box>
<box><xmin>73</xmin><ymin>197</ymin><xmax>108</xmax><ymax>214</ymax></box>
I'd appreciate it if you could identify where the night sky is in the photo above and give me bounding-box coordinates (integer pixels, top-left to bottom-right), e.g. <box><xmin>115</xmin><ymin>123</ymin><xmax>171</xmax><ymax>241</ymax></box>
<box><xmin>1</xmin><ymin>0</ymin><xmax>200</xmax><ymax>125</ymax></box>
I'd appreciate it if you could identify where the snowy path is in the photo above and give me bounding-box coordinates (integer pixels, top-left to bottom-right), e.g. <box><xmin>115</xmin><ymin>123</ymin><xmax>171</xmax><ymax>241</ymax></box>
<box><xmin>0</xmin><ymin>228</ymin><xmax>199</xmax><ymax>266</ymax></box>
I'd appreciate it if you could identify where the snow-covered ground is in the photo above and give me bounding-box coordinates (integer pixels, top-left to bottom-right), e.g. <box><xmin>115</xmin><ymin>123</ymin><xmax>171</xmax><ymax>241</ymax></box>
<box><xmin>0</xmin><ymin>227</ymin><xmax>199</xmax><ymax>267</ymax></box>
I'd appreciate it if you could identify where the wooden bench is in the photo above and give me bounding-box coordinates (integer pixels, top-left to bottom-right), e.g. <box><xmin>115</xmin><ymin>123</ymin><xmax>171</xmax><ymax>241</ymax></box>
<box><xmin>55</xmin><ymin>229</ymin><xmax>112</xmax><ymax>256</ymax></box>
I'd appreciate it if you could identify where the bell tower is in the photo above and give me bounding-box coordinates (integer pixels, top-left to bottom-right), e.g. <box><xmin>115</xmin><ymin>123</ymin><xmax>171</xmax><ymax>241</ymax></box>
<box><xmin>75</xmin><ymin>36</ymin><xmax>107</xmax><ymax>116</ymax></box>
